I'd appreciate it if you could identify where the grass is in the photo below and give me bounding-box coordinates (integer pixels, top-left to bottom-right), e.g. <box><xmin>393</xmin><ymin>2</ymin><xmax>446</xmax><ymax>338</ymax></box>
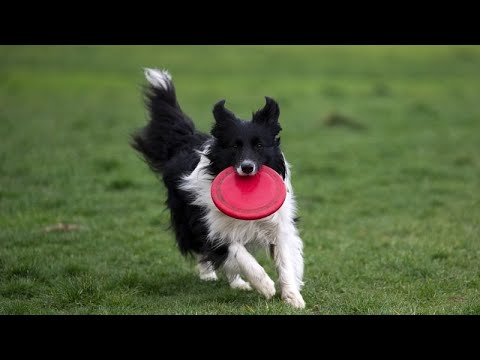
<box><xmin>1</xmin><ymin>45</ymin><xmax>479</xmax><ymax>314</ymax></box>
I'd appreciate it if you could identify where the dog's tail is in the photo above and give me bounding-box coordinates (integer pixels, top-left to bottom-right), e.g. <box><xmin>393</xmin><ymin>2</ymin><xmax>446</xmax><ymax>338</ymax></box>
<box><xmin>131</xmin><ymin>68</ymin><xmax>203</xmax><ymax>173</ymax></box>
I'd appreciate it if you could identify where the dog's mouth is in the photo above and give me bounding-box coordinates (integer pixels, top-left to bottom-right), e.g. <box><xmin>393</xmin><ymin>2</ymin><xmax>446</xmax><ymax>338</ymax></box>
<box><xmin>236</xmin><ymin>170</ymin><xmax>258</xmax><ymax>176</ymax></box>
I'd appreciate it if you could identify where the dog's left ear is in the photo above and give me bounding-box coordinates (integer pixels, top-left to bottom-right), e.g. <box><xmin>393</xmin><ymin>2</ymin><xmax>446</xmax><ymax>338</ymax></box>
<box><xmin>252</xmin><ymin>97</ymin><xmax>280</xmax><ymax>126</ymax></box>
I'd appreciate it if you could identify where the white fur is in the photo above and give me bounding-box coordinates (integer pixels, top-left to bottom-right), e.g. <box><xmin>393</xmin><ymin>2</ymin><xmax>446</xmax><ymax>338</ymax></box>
<box><xmin>144</xmin><ymin>68</ymin><xmax>172</xmax><ymax>90</ymax></box>
<box><xmin>226</xmin><ymin>273</ymin><xmax>252</xmax><ymax>291</ymax></box>
<box><xmin>196</xmin><ymin>260</ymin><xmax>218</xmax><ymax>281</ymax></box>
<box><xmin>224</xmin><ymin>243</ymin><xmax>276</xmax><ymax>298</ymax></box>
<box><xmin>180</xmin><ymin>146</ymin><xmax>305</xmax><ymax>308</ymax></box>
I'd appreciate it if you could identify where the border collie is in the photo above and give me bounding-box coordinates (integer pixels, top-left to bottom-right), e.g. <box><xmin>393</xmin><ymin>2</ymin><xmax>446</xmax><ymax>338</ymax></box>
<box><xmin>131</xmin><ymin>69</ymin><xmax>305</xmax><ymax>308</ymax></box>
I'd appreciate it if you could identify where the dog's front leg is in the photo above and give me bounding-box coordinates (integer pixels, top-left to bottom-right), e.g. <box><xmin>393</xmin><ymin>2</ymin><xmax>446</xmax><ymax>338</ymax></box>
<box><xmin>224</xmin><ymin>243</ymin><xmax>275</xmax><ymax>299</ymax></box>
<box><xmin>272</xmin><ymin>226</ymin><xmax>305</xmax><ymax>309</ymax></box>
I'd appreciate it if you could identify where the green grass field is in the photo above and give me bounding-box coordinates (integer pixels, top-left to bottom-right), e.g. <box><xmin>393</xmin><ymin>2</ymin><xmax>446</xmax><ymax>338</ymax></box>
<box><xmin>1</xmin><ymin>45</ymin><xmax>479</xmax><ymax>314</ymax></box>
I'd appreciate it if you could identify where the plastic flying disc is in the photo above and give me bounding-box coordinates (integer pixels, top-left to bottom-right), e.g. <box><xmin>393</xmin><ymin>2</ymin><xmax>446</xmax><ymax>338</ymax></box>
<box><xmin>211</xmin><ymin>165</ymin><xmax>287</xmax><ymax>220</ymax></box>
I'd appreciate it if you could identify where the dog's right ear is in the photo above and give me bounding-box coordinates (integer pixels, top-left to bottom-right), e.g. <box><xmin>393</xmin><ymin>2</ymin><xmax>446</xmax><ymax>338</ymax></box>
<box><xmin>213</xmin><ymin>100</ymin><xmax>236</xmax><ymax>125</ymax></box>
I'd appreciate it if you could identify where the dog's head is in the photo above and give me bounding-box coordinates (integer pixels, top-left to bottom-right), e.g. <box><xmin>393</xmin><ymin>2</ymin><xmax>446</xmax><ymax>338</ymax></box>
<box><xmin>209</xmin><ymin>97</ymin><xmax>285</xmax><ymax>178</ymax></box>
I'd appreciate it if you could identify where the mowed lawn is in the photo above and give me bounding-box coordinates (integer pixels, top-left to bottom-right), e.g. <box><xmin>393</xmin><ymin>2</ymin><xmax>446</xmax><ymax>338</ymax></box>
<box><xmin>1</xmin><ymin>46</ymin><xmax>479</xmax><ymax>314</ymax></box>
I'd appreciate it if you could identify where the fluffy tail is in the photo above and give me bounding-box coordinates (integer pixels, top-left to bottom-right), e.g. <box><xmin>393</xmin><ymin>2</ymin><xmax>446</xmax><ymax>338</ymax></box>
<box><xmin>131</xmin><ymin>68</ymin><xmax>201</xmax><ymax>173</ymax></box>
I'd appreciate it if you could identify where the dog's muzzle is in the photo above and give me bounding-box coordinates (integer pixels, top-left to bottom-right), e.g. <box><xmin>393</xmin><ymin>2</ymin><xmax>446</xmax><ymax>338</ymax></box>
<box><xmin>236</xmin><ymin>160</ymin><xmax>257</xmax><ymax>176</ymax></box>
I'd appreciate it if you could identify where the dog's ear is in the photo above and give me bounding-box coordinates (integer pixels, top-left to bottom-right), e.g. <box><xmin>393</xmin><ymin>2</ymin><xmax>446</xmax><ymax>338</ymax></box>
<box><xmin>252</xmin><ymin>97</ymin><xmax>281</xmax><ymax>136</ymax></box>
<box><xmin>211</xmin><ymin>100</ymin><xmax>237</xmax><ymax>140</ymax></box>
<box><xmin>252</xmin><ymin>97</ymin><xmax>280</xmax><ymax>125</ymax></box>
<box><xmin>213</xmin><ymin>100</ymin><xmax>236</xmax><ymax>125</ymax></box>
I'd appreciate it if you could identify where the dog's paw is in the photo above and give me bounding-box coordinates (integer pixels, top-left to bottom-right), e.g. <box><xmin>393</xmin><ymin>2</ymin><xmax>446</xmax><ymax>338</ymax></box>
<box><xmin>256</xmin><ymin>276</ymin><xmax>276</xmax><ymax>299</ymax></box>
<box><xmin>229</xmin><ymin>277</ymin><xmax>252</xmax><ymax>291</ymax></box>
<box><xmin>197</xmin><ymin>263</ymin><xmax>218</xmax><ymax>281</ymax></box>
<box><xmin>199</xmin><ymin>271</ymin><xmax>218</xmax><ymax>281</ymax></box>
<box><xmin>282</xmin><ymin>289</ymin><xmax>305</xmax><ymax>309</ymax></box>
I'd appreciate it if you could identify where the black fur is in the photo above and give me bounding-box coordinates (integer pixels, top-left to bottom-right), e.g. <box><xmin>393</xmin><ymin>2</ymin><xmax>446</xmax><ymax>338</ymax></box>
<box><xmin>131</xmin><ymin>75</ymin><xmax>285</xmax><ymax>268</ymax></box>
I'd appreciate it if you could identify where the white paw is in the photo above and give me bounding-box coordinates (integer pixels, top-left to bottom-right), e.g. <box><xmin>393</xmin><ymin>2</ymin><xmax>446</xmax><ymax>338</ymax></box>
<box><xmin>256</xmin><ymin>276</ymin><xmax>276</xmax><ymax>299</ymax></box>
<box><xmin>230</xmin><ymin>278</ymin><xmax>252</xmax><ymax>291</ymax></box>
<box><xmin>199</xmin><ymin>271</ymin><xmax>218</xmax><ymax>281</ymax></box>
<box><xmin>282</xmin><ymin>290</ymin><xmax>305</xmax><ymax>309</ymax></box>
<box><xmin>197</xmin><ymin>263</ymin><xmax>218</xmax><ymax>281</ymax></box>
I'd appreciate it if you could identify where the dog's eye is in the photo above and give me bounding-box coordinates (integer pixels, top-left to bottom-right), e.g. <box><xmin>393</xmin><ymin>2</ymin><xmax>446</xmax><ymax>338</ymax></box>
<box><xmin>256</xmin><ymin>143</ymin><xmax>263</xmax><ymax>149</ymax></box>
<box><xmin>231</xmin><ymin>141</ymin><xmax>242</xmax><ymax>150</ymax></box>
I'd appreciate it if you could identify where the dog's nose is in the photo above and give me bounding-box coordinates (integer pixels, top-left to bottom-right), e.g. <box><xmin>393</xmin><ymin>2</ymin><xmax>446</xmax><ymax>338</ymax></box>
<box><xmin>241</xmin><ymin>163</ymin><xmax>254</xmax><ymax>174</ymax></box>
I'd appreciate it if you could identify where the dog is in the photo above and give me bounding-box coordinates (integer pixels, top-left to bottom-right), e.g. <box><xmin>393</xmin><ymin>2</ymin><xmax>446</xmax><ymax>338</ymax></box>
<box><xmin>131</xmin><ymin>69</ymin><xmax>305</xmax><ymax>308</ymax></box>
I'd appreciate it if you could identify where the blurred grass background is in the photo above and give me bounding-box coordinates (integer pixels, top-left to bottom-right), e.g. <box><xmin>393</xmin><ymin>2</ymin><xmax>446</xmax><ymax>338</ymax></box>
<box><xmin>0</xmin><ymin>45</ymin><xmax>479</xmax><ymax>314</ymax></box>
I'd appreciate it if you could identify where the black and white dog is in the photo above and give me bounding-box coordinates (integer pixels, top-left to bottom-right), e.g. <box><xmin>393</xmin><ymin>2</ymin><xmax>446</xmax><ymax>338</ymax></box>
<box><xmin>132</xmin><ymin>69</ymin><xmax>305</xmax><ymax>308</ymax></box>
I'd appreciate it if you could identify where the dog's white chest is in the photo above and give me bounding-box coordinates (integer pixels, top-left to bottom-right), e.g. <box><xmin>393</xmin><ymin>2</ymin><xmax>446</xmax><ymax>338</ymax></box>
<box><xmin>180</xmin><ymin>150</ymin><xmax>296</xmax><ymax>248</ymax></box>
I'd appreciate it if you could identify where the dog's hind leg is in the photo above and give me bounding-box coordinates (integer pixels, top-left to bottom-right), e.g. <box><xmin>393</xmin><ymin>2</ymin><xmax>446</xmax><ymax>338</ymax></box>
<box><xmin>196</xmin><ymin>255</ymin><xmax>218</xmax><ymax>281</ymax></box>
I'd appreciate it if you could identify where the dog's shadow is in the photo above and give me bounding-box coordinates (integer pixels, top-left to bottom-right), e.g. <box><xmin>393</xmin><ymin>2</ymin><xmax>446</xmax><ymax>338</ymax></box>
<box><xmin>130</xmin><ymin>272</ymin><xmax>268</xmax><ymax>307</ymax></box>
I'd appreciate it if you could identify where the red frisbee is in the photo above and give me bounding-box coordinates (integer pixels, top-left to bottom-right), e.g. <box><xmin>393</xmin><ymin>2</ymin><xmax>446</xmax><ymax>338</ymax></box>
<box><xmin>211</xmin><ymin>165</ymin><xmax>287</xmax><ymax>220</ymax></box>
